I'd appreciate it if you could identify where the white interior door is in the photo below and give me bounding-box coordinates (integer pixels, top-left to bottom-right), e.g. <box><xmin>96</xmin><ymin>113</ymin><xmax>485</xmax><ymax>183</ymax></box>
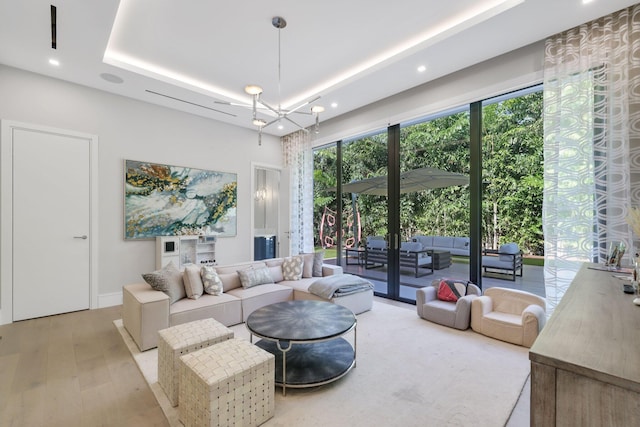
<box><xmin>12</xmin><ymin>128</ymin><xmax>91</xmax><ymax>321</ymax></box>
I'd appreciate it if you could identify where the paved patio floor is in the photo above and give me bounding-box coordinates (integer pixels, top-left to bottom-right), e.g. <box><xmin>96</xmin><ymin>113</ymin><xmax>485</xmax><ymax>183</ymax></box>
<box><xmin>326</xmin><ymin>256</ymin><xmax>545</xmax><ymax>301</ymax></box>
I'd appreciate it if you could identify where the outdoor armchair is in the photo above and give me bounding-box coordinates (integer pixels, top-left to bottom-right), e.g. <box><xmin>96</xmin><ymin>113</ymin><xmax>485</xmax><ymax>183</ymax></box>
<box><xmin>481</xmin><ymin>243</ymin><xmax>523</xmax><ymax>281</ymax></box>
<box><xmin>399</xmin><ymin>241</ymin><xmax>433</xmax><ymax>277</ymax></box>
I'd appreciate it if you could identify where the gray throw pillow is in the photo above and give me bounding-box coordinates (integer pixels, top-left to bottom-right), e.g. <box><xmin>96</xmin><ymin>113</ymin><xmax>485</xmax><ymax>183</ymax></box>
<box><xmin>312</xmin><ymin>251</ymin><xmax>325</xmax><ymax>277</ymax></box>
<box><xmin>142</xmin><ymin>261</ymin><xmax>186</xmax><ymax>304</ymax></box>
<box><xmin>201</xmin><ymin>265</ymin><xmax>224</xmax><ymax>295</ymax></box>
<box><xmin>237</xmin><ymin>266</ymin><xmax>274</xmax><ymax>289</ymax></box>
<box><xmin>300</xmin><ymin>253</ymin><xmax>315</xmax><ymax>278</ymax></box>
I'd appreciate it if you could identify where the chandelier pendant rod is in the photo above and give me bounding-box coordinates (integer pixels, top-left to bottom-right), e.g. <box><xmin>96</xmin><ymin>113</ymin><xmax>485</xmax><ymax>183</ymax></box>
<box><xmin>277</xmin><ymin>24</ymin><xmax>282</xmax><ymax>116</ymax></box>
<box><xmin>246</xmin><ymin>15</ymin><xmax>322</xmax><ymax>143</ymax></box>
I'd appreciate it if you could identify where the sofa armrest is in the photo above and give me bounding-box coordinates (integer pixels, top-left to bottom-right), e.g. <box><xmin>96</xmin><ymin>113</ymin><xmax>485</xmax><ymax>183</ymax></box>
<box><xmin>122</xmin><ymin>283</ymin><xmax>169</xmax><ymax>351</ymax></box>
<box><xmin>422</xmin><ymin>286</ymin><xmax>438</xmax><ymax>303</ymax></box>
<box><xmin>453</xmin><ymin>295</ymin><xmax>477</xmax><ymax>330</ymax></box>
<box><xmin>322</xmin><ymin>264</ymin><xmax>343</xmax><ymax>276</ymax></box>
<box><xmin>473</xmin><ymin>295</ymin><xmax>493</xmax><ymax>314</ymax></box>
<box><xmin>415</xmin><ymin>286</ymin><xmax>437</xmax><ymax>318</ymax></box>
<box><xmin>471</xmin><ymin>295</ymin><xmax>493</xmax><ymax>331</ymax></box>
<box><xmin>521</xmin><ymin>304</ymin><xmax>547</xmax><ymax>347</ymax></box>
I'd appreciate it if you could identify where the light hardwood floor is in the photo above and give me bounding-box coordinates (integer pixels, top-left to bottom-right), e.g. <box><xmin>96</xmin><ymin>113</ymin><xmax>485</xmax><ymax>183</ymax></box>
<box><xmin>1</xmin><ymin>301</ymin><xmax>531</xmax><ymax>427</ymax></box>
<box><xmin>0</xmin><ymin>305</ymin><xmax>168</xmax><ymax>427</ymax></box>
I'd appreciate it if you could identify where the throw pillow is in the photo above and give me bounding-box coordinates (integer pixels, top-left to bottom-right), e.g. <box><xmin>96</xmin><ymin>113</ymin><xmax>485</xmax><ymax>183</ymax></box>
<box><xmin>282</xmin><ymin>256</ymin><xmax>304</xmax><ymax>281</ymax></box>
<box><xmin>268</xmin><ymin>265</ymin><xmax>284</xmax><ymax>283</ymax></box>
<box><xmin>201</xmin><ymin>265</ymin><xmax>224</xmax><ymax>295</ymax></box>
<box><xmin>142</xmin><ymin>261</ymin><xmax>186</xmax><ymax>304</ymax></box>
<box><xmin>312</xmin><ymin>251</ymin><xmax>325</xmax><ymax>277</ymax></box>
<box><xmin>183</xmin><ymin>264</ymin><xmax>204</xmax><ymax>299</ymax></box>
<box><xmin>300</xmin><ymin>253</ymin><xmax>315</xmax><ymax>278</ymax></box>
<box><xmin>238</xmin><ymin>266</ymin><xmax>274</xmax><ymax>289</ymax></box>
<box><xmin>436</xmin><ymin>279</ymin><xmax>469</xmax><ymax>302</ymax></box>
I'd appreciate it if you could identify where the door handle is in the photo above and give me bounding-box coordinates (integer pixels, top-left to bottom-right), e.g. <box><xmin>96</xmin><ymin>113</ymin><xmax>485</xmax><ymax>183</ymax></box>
<box><xmin>74</xmin><ymin>235</ymin><xmax>88</xmax><ymax>240</ymax></box>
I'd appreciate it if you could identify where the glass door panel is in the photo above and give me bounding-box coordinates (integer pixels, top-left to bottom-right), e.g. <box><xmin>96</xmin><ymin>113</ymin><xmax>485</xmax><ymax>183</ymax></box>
<box><xmin>398</xmin><ymin>109</ymin><xmax>471</xmax><ymax>301</ymax></box>
<box><xmin>481</xmin><ymin>88</ymin><xmax>544</xmax><ymax>267</ymax></box>
<box><xmin>340</xmin><ymin>132</ymin><xmax>390</xmax><ymax>296</ymax></box>
<box><xmin>313</xmin><ymin>144</ymin><xmax>339</xmax><ymax>264</ymax></box>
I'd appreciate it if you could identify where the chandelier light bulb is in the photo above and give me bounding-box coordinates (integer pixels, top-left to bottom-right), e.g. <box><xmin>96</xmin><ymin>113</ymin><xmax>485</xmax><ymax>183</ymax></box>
<box><xmin>311</xmin><ymin>105</ymin><xmax>325</xmax><ymax>113</ymax></box>
<box><xmin>253</xmin><ymin>118</ymin><xmax>267</xmax><ymax>127</ymax></box>
<box><xmin>245</xmin><ymin>85</ymin><xmax>263</xmax><ymax>95</ymax></box>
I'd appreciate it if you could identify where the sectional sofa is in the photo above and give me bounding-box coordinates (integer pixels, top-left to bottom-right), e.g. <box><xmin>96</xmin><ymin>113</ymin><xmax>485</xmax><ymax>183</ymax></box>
<box><xmin>411</xmin><ymin>235</ymin><xmax>471</xmax><ymax>257</ymax></box>
<box><xmin>122</xmin><ymin>255</ymin><xmax>374</xmax><ymax>351</ymax></box>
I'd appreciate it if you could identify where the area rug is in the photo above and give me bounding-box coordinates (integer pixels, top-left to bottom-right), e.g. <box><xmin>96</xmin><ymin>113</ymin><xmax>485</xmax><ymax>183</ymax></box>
<box><xmin>115</xmin><ymin>301</ymin><xmax>530</xmax><ymax>426</ymax></box>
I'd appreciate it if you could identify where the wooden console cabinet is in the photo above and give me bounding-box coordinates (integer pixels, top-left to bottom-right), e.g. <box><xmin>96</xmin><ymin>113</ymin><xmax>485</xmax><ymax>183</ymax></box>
<box><xmin>529</xmin><ymin>263</ymin><xmax>640</xmax><ymax>427</ymax></box>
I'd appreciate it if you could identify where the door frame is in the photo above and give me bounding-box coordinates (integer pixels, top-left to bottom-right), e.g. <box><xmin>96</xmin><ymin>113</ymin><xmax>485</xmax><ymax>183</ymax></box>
<box><xmin>0</xmin><ymin>120</ymin><xmax>99</xmax><ymax>324</ymax></box>
<box><xmin>250</xmin><ymin>162</ymin><xmax>284</xmax><ymax>259</ymax></box>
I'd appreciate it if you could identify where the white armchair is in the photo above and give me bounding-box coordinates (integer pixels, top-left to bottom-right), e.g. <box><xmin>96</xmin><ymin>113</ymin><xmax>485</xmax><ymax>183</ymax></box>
<box><xmin>416</xmin><ymin>279</ymin><xmax>481</xmax><ymax>330</ymax></box>
<box><xmin>471</xmin><ymin>287</ymin><xmax>546</xmax><ymax>348</ymax></box>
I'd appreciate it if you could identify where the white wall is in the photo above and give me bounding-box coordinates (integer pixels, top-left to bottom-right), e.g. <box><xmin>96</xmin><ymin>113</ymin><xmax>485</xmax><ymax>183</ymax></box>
<box><xmin>0</xmin><ymin>64</ymin><xmax>282</xmax><ymax>310</ymax></box>
<box><xmin>313</xmin><ymin>41</ymin><xmax>546</xmax><ymax>147</ymax></box>
<box><xmin>0</xmin><ymin>41</ymin><xmax>546</xmax><ymax>315</ymax></box>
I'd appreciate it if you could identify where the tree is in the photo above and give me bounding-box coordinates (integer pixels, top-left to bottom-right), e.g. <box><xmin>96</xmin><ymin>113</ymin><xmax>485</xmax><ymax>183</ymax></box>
<box><xmin>313</xmin><ymin>90</ymin><xmax>544</xmax><ymax>256</ymax></box>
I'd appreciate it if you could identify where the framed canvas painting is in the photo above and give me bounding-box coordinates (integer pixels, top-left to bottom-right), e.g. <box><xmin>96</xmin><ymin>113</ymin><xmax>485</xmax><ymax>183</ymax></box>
<box><xmin>124</xmin><ymin>160</ymin><xmax>237</xmax><ymax>239</ymax></box>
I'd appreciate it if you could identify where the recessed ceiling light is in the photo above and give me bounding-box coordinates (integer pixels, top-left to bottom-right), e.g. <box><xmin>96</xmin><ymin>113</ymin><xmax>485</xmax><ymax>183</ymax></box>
<box><xmin>277</xmin><ymin>124</ymin><xmax>284</xmax><ymax>130</ymax></box>
<box><xmin>100</xmin><ymin>72</ymin><xmax>124</xmax><ymax>84</ymax></box>
<box><xmin>105</xmin><ymin>0</ymin><xmax>522</xmax><ymax>111</ymax></box>
<box><xmin>48</xmin><ymin>58</ymin><xmax>60</xmax><ymax>66</ymax></box>
<box><xmin>331</xmin><ymin>102</ymin><xmax>338</xmax><ymax>108</ymax></box>
<box><xmin>582</xmin><ymin>0</ymin><xmax>594</xmax><ymax>4</ymax></box>
<box><xmin>417</xmin><ymin>65</ymin><xmax>427</xmax><ymax>73</ymax></box>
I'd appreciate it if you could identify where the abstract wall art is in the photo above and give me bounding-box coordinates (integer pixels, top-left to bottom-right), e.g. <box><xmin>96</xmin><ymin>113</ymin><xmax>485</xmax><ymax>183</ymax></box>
<box><xmin>124</xmin><ymin>160</ymin><xmax>237</xmax><ymax>239</ymax></box>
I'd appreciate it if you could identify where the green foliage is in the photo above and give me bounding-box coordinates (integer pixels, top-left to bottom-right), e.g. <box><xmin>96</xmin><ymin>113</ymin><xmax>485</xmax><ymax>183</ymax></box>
<box><xmin>313</xmin><ymin>90</ymin><xmax>544</xmax><ymax>255</ymax></box>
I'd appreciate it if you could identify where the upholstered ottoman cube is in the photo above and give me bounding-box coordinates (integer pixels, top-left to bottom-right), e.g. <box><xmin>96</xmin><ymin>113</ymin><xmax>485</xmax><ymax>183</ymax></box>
<box><xmin>178</xmin><ymin>339</ymin><xmax>275</xmax><ymax>427</ymax></box>
<box><xmin>158</xmin><ymin>318</ymin><xmax>234</xmax><ymax>406</ymax></box>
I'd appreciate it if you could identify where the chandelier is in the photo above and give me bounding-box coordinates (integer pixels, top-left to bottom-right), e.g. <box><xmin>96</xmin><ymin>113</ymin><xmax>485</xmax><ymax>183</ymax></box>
<box><xmin>244</xmin><ymin>16</ymin><xmax>324</xmax><ymax>145</ymax></box>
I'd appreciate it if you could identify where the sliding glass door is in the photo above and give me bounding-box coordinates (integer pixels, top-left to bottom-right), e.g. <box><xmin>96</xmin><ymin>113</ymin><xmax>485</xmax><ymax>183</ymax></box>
<box><xmin>313</xmin><ymin>85</ymin><xmax>543</xmax><ymax>303</ymax></box>
<box><xmin>341</xmin><ymin>131</ymin><xmax>391</xmax><ymax>297</ymax></box>
<box><xmin>398</xmin><ymin>108</ymin><xmax>470</xmax><ymax>300</ymax></box>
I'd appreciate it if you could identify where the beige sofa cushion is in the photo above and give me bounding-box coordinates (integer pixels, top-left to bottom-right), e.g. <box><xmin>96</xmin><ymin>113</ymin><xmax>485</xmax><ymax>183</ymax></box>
<box><xmin>169</xmin><ymin>293</ymin><xmax>242</xmax><ymax>327</ymax></box>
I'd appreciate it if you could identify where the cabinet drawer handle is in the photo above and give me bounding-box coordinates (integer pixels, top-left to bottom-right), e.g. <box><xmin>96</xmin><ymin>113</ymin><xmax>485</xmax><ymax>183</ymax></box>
<box><xmin>74</xmin><ymin>235</ymin><xmax>88</xmax><ymax>240</ymax></box>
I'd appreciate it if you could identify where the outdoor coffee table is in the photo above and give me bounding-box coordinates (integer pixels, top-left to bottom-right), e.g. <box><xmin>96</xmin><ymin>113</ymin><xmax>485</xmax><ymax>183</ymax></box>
<box><xmin>246</xmin><ymin>300</ymin><xmax>357</xmax><ymax>396</ymax></box>
<box><xmin>431</xmin><ymin>250</ymin><xmax>452</xmax><ymax>269</ymax></box>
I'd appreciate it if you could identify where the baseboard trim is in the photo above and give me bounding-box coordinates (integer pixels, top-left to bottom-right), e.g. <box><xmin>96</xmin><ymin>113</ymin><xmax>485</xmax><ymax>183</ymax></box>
<box><xmin>99</xmin><ymin>291</ymin><xmax>122</xmax><ymax>308</ymax></box>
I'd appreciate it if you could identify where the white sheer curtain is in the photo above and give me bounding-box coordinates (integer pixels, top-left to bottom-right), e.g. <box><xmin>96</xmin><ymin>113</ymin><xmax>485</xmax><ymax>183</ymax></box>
<box><xmin>282</xmin><ymin>130</ymin><xmax>314</xmax><ymax>255</ymax></box>
<box><xmin>543</xmin><ymin>4</ymin><xmax>640</xmax><ymax>314</ymax></box>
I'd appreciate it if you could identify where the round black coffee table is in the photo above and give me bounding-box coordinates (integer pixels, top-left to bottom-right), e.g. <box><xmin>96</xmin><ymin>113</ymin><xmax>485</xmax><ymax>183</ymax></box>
<box><xmin>246</xmin><ymin>300</ymin><xmax>357</xmax><ymax>395</ymax></box>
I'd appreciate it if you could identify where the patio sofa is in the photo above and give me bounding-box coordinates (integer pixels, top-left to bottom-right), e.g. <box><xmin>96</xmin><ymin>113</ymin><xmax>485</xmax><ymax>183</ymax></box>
<box><xmin>411</xmin><ymin>235</ymin><xmax>470</xmax><ymax>257</ymax></box>
<box><xmin>122</xmin><ymin>256</ymin><xmax>374</xmax><ymax>351</ymax></box>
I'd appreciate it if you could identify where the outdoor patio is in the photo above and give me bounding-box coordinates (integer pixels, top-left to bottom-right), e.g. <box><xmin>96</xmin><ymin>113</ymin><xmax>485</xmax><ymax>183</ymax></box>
<box><xmin>326</xmin><ymin>256</ymin><xmax>545</xmax><ymax>301</ymax></box>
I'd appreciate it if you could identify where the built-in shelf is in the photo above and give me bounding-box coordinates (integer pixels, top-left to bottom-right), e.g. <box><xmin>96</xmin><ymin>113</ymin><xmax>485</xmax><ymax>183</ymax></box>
<box><xmin>156</xmin><ymin>235</ymin><xmax>217</xmax><ymax>270</ymax></box>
